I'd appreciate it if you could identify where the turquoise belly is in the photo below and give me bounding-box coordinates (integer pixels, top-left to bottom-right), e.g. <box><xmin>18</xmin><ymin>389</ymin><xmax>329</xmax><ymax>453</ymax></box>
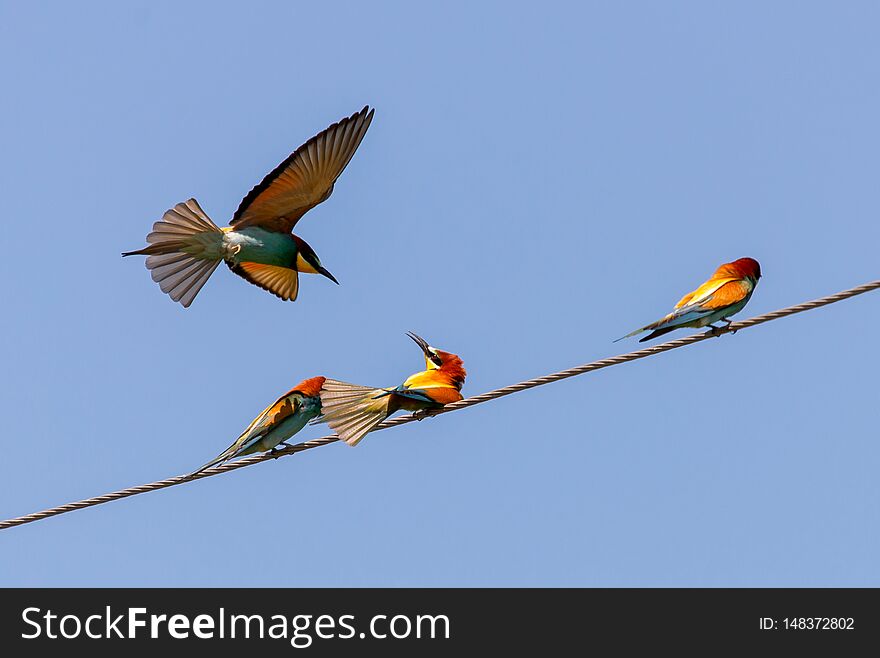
<box><xmin>244</xmin><ymin>410</ymin><xmax>318</xmax><ymax>456</ymax></box>
<box><xmin>225</xmin><ymin>227</ymin><xmax>298</xmax><ymax>267</ymax></box>
<box><xmin>696</xmin><ymin>295</ymin><xmax>751</xmax><ymax>327</ymax></box>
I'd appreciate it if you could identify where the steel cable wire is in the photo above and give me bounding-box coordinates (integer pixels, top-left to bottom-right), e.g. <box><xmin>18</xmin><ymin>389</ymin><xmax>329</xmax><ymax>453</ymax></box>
<box><xmin>2</xmin><ymin>278</ymin><xmax>878</xmax><ymax>531</ymax></box>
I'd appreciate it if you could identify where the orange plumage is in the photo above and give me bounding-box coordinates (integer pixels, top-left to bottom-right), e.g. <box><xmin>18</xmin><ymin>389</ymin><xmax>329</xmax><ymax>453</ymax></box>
<box><xmin>316</xmin><ymin>333</ymin><xmax>467</xmax><ymax>446</ymax></box>
<box><xmin>292</xmin><ymin>376</ymin><xmax>326</xmax><ymax>399</ymax></box>
<box><xmin>715</xmin><ymin>257</ymin><xmax>762</xmax><ymax>280</ymax></box>
<box><xmin>190</xmin><ymin>375</ymin><xmax>327</xmax><ymax>474</ymax></box>
<box><xmin>406</xmin><ymin>350</ymin><xmax>467</xmax><ymax>391</ymax></box>
<box><xmin>618</xmin><ymin>257</ymin><xmax>762</xmax><ymax>342</ymax></box>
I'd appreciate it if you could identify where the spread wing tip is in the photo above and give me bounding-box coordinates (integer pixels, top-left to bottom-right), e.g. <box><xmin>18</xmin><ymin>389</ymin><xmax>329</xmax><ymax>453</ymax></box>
<box><xmin>229</xmin><ymin>106</ymin><xmax>375</xmax><ymax>231</ymax></box>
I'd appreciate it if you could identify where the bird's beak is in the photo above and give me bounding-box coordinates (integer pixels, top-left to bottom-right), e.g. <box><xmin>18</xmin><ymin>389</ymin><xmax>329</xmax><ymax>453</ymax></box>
<box><xmin>317</xmin><ymin>266</ymin><xmax>339</xmax><ymax>285</ymax></box>
<box><xmin>406</xmin><ymin>331</ymin><xmax>432</xmax><ymax>356</ymax></box>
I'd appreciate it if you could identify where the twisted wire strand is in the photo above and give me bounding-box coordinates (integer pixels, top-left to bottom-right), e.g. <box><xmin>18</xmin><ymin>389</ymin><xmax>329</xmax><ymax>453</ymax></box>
<box><xmin>2</xmin><ymin>278</ymin><xmax>878</xmax><ymax>531</ymax></box>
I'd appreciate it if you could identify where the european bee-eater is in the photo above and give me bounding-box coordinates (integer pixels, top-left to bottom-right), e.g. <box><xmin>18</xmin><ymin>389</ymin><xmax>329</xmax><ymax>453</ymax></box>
<box><xmin>316</xmin><ymin>333</ymin><xmax>467</xmax><ymax>447</ymax></box>
<box><xmin>123</xmin><ymin>106</ymin><xmax>374</xmax><ymax>307</ymax></box>
<box><xmin>190</xmin><ymin>376</ymin><xmax>326</xmax><ymax>475</ymax></box>
<box><xmin>617</xmin><ymin>257</ymin><xmax>762</xmax><ymax>342</ymax></box>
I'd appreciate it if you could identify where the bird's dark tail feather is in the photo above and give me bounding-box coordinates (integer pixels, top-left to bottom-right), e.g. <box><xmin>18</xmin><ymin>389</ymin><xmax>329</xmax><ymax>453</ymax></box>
<box><xmin>639</xmin><ymin>326</ymin><xmax>677</xmax><ymax>342</ymax></box>
<box><xmin>122</xmin><ymin>242</ymin><xmax>188</xmax><ymax>257</ymax></box>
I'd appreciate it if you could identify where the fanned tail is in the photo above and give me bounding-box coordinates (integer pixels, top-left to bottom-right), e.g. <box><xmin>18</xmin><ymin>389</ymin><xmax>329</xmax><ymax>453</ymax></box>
<box><xmin>315</xmin><ymin>379</ymin><xmax>392</xmax><ymax>447</ymax></box>
<box><xmin>123</xmin><ymin>198</ymin><xmax>224</xmax><ymax>307</ymax></box>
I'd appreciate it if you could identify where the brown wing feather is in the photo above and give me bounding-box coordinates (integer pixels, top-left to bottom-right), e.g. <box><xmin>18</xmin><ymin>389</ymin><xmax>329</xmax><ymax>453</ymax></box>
<box><xmin>699</xmin><ymin>279</ymin><xmax>751</xmax><ymax>310</ymax></box>
<box><xmin>421</xmin><ymin>388</ymin><xmax>464</xmax><ymax>405</ymax></box>
<box><xmin>230</xmin><ymin>106</ymin><xmax>374</xmax><ymax>233</ymax></box>
<box><xmin>674</xmin><ymin>277</ymin><xmax>738</xmax><ymax>309</ymax></box>
<box><xmin>237</xmin><ymin>393</ymin><xmax>299</xmax><ymax>440</ymax></box>
<box><xmin>266</xmin><ymin>396</ymin><xmax>297</xmax><ymax>426</ymax></box>
<box><xmin>229</xmin><ymin>261</ymin><xmax>300</xmax><ymax>301</ymax></box>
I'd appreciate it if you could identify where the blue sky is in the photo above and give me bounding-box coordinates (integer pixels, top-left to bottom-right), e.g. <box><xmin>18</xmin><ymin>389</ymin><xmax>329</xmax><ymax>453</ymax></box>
<box><xmin>1</xmin><ymin>2</ymin><xmax>878</xmax><ymax>586</ymax></box>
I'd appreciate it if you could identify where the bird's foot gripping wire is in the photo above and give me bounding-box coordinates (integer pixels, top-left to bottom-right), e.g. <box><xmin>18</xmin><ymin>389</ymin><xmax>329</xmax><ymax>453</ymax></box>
<box><xmin>412</xmin><ymin>409</ymin><xmax>437</xmax><ymax>422</ymax></box>
<box><xmin>707</xmin><ymin>319</ymin><xmax>736</xmax><ymax>337</ymax></box>
<box><xmin>269</xmin><ymin>444</ymin><xmax>292</xmax><ymax>459</ymax></box>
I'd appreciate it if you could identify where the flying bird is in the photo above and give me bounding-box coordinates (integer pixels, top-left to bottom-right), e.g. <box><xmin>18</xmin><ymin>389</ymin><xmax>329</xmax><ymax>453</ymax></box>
<box><xmin>616</xmin><ymin>257</ymin><xmax>762</xmax><ymax>343</ymax></box>
<box><xmin>124</xmin><ymin>106</ymin><xmax>374</xmax><ymax>307</ymax></box>
<box><xmin>316</xmin><ymin>333</ymin><xmax>467</xmax><ymax>447</ymax></box>
<box><xmin>190</xmin><ymin>376</ymin><xmax>326</xmax><ymax>476</ymax></box>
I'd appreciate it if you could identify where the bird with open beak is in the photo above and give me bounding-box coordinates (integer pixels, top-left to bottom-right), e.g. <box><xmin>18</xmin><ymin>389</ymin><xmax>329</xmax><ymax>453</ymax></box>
<box><xmin>316</xmin><ymin>333</ymin><xmax>467</xmax><ymax>446</ymax></box>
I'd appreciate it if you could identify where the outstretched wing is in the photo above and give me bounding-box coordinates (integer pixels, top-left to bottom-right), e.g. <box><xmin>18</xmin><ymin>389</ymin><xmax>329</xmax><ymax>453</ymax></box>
<box><xmin>229</xmin><ymin>261</ymin><xmax>300</xmax><ymax>301</ymax></box>
<box><xmin>230</xmin><ymin>106</ymin><xmax>374</xmax><ymax>233</ymax></box>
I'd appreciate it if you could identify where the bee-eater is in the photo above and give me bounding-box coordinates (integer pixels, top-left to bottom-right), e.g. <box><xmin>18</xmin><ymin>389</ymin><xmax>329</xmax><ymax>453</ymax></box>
<box><xmin>616</xmin><ymin>257</ymin><xmax>762</xmax><ymax>342</ymax></box>
<box><xmin>190</xmin><ymin>376</ymin><xmax>326</xmax><ymax>475</ymax></box>
<box><xmin>123</xmin><ymin>106</ymin><xmax>374</xmax><ymax>307</ymax></box>
<box><xmin>316</xmin><ymin>333</ymin><xmax>467</xmax><ymax>447</ymax></box>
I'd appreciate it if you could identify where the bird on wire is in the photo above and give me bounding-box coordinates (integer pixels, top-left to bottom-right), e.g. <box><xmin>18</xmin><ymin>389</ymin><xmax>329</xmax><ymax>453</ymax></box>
<box><xmin>190</xmin><ymin>376</ymin><xmax>326</xmax><ymax>476</ymax></box>
<box><xmin>616</xmin><ymin>257</ymin><xmax>762</xmax><ymax>343</ymax></box>
<box><xmin>316</xmin><ymin>333</ymin><xmax>467</xmax><ymax>447</ymax></box>
<box><xmin>123</xmin><ymin>106</ymin><xmax>375</xmax><ymax>307</ymax></box>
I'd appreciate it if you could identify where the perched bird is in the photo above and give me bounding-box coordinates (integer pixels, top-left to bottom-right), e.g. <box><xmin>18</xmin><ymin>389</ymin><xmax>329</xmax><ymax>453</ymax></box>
<box><xmin>123</xmin><ymin>106</ymin><xmax>374</xmax><ymax>307</ymax></box>
<box><xmin>616</xmin><ymin>257</ymin><xmax>762</xmax><ymax>343</ymax></box>
<box><xmin>190</xmin><ymin>376</ymin><xmax>326</xmax><ymax>476</ymax></box>
<box><xmin>316</xmin><ymin>333</ymin><xmax>467</xmax><ymax>447</ymax></box>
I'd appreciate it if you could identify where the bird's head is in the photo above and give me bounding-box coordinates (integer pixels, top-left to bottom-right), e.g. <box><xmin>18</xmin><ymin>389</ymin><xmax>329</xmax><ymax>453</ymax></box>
<box><xmin>406</xmin><ymin>332</ymin><xmax>467</xmax><ymax>388</ymax></box>
<box><xmin>730</xmin><ymin>257</ymin><xmax>762</xmax><ymax>283</ymax></box>
<box><xmin>293</xmin><ymin>235</ymin><xmax>338</xmax><ymax>285</ymax></box>
<box><xmin>292</xmin><ymin>376</ymin><xmax>326</xmax><ymax>399</ymax></box>
<box><xmin>716</xmin><ymin>257</ymin><xmax>761</xmax><ymax>284</ymax></box>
